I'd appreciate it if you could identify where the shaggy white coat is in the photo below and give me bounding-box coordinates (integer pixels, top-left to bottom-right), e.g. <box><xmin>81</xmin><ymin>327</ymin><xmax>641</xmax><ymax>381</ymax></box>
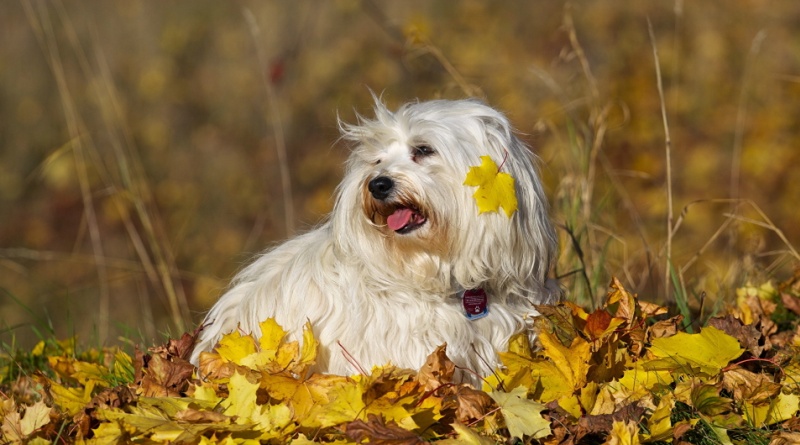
<box><xmin>190</xmin><ymin>99</ymin><xmax>559</xmax><ymax>384</ymax></box>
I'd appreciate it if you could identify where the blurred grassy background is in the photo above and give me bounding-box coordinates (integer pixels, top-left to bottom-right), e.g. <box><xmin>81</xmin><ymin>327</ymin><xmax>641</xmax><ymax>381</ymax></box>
<box><xmin>1</xmin><ymin>0</ymin><xmax>799</xmax><ymax>348</ymax></box>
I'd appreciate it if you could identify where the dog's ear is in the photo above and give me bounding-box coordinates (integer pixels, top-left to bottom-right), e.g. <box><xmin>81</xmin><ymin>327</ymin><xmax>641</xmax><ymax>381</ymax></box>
<box><xmin>503</xmin><ymin>130</ymin><xmax>558</xmax><ymax>294</ymax></box>
<box><xmin>454</xmin><ymin>106</ymin><xmax>558</xmax><ymax>302</ymax></box>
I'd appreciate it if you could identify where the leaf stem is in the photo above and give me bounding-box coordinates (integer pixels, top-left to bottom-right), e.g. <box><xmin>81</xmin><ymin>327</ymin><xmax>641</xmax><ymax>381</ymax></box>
<box><xmin>497</xmin><ymin>149</ymin><xmax>510</xmax><ymax>172</ymax></box>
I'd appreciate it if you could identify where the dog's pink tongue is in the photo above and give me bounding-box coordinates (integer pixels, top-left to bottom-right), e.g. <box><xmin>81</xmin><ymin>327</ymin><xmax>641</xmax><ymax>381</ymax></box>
<box><xmin>387</xmin><ymin>208</ymin><xmax>414</xmax><ymax>231</ymax></box>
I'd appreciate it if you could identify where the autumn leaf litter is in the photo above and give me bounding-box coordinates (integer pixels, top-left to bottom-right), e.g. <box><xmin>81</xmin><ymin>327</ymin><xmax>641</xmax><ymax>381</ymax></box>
<box><xmin>3</xmin><ymin>278</ymin><xmax>800</xmax><ymax>443</ymax></box>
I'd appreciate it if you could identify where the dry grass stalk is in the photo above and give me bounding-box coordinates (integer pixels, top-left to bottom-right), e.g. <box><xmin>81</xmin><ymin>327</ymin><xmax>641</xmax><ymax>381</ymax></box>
<box><xmin>243</xmin><ymin>8</ymin><xmax>295</xmax><ymax>238</ymax></box>
<box><xmin>648</xmin><ymin>18</ymin><xmax>675</xmax><ymax>302</ymax></box>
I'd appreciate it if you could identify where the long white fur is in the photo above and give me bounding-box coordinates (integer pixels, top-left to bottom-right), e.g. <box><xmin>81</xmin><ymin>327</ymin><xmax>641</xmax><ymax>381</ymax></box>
<box><xmin>191</xmin><ymin>98</ymin><xmax>559</xmax><ymax>384</ymax></box>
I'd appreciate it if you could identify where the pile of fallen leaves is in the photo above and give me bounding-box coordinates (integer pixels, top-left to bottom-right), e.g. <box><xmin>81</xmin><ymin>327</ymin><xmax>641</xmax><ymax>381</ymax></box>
<box><xmin>3</xmin><ymin>278</ymin><xmax>800</xmax><ymax>444</ymax></box>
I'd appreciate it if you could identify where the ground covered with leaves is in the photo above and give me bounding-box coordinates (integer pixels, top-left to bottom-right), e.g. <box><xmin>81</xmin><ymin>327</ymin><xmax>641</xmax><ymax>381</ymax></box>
<box><xmin>3</xmin><ymin>278</ymin><xmax>800</xmax><ymax>444</ymax></box>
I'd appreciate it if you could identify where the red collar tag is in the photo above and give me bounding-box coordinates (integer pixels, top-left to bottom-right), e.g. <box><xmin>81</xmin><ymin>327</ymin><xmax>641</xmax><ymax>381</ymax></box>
<box><xmin>461</xmin><ymin>288</ymin><xmax>489</xmax><ymax>320</ymax></box>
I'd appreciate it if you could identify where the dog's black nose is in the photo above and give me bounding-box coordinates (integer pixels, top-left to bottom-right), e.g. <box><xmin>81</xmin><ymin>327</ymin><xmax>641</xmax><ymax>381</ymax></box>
<box><xmin>368</xmin><ymin>176</ymin><xmax>394</xmax><ymax>200</ymax></box>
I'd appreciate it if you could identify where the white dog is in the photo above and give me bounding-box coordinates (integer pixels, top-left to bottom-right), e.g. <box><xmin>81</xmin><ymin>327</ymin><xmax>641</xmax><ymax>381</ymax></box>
<box><xmin>191</xmin><ymin>98</ymin><xmax>559</xmax><ymax>383</ymax></box>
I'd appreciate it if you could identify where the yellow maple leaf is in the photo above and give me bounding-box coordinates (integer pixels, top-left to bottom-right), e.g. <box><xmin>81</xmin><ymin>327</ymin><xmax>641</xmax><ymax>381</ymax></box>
<box><xmin>291</xmin><ymin>435</ymin><xmax>351</xmax><ymax>445</ymax></box>
<box><xmin>258</xmin><ymin>318</ymin><xmax>287</xmax><ymax>352</ymax></box>
<box><xmin>298</xmin><ymin>322</ymin><xmax>319</xmax><ymax>370</ymax></box>
<box><xmin>489</xmin><ymin>386</ymin><xmax>550</xmax><ymax>439</ymax></box>
<box><xmin>188</xmin><ymin>382</ymin><xmax>222</xmax><ymax>405</ymax></box>
<box><xmin>250</xmin><ymin>404</ymin><xmax>293</xmax><ymax>438</ymax></box>
<box><xmin>215</xmin><ymin>330</ymin><xmax>258</xmax><ymax>364</ymax></box>
<box><xmin>463</xmin><ymin>155</ymin><xmax>518</xmax><ymax>217</ymax></box>
<box><xmin>743</xmin><ymin>393</ymin><xmax>800</xmax><ymax>427</ymax></box>
<box><xmin>222</xmin><ymin>371</ymin><xmax>259</xmax><ymax>423</ymax></box>
<box><xmin>91</xmin><ymin>422</ymin><xmax>126</xmax><ymax>444</ymax></box>
<box><xmin>557</xmin><ymin>395</ymin><xmax>582</xmax><ymax>418</ymax></box>
<box><xmin>210</xmin><ymin>318</ymin><xmax>316</xmax><ymax>376</ymax></box>
<box><xmin>527</xmin><ymin>360</ymin><xmax>572</xmax><ymax>403</ymax></box>
<box><xmin>48</xmin><ymin>380</ymin><xmax>95</xmax><ymax>417</ymax></box>
<box><xmin>493</xmin><ymin>329</ymin><xmax>591</xmax><ymax>403</ymax></box>
<box><xmin>302</xmin><ymin>381</ymin><xmax>366</xmax><ymax>428</ymax></box>
<box><xmin>643</xmin><ymin>392</ymin><xmax>674</xmax><ymax>442</ymax></box>
<box><xmin>530</xmin><ymin>330</ymin><xmax>591</xmax><ymax>402</ymax></box>
<box><xmin>71</xmin><ymin>361</ymin><xmax>112</xmax><ymax>388</ymax></box>
<box><xmin>364</xmin><ymin>398</ymin><xmax>418</xmax><ymax>430</ymax></box>
<box><xmin>213</xmin><ymin>370</ymin><xmax>295</xmax><ymax>439</ymax></box>
<box><xmin>603</xmin><ymin>420</ymin><xmax>641</xmax><ymax>445</ymax></box>
<box><xmin>579</xmin><ymin>382</ymin><xmax>599</xmax><ymax>413</ymax></box>
<box><xmin>0</xmin><ymin>400</ymin><xmax>51</xmax><ymax>441</ymax></box>
<box><xmin>436</xmin><ymin>422</ymin><xmax>496</xmax><ymax>444</ymax></box>
<box><xmin>262</xmin><ymin>373</ymin><xmax>349</xmax><ymax>420</ymax></box>
<box><xmin>98</xmin><ymin>403</ymin><xmax>233</xmax><ymax>443</ymax></box>
<box><xmin>506</xmin><ymin>332</ymin><xmax>533</xmax><ymax>358</ymax></box>
<box><xmin>647</xmin><ymin>326</ymin><xmax>743</xmax><ymax>375</ymax></box>
<box><xmin>612</xmin><ymin>367</ymin><xmax>675</xmax><ymax>400</ymax></box>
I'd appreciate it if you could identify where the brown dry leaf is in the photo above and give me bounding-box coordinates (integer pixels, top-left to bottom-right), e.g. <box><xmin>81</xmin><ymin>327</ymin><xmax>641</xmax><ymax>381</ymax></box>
<box><xmin>363</xmin><ymin>367</ymin><xmax>419</xmax><ymax>403</ymax></box>
<box><xmin>197</xmin><ymin>349</ymin><xmax>238</xmax><ymax>381</ymax></box>
<box><xmin>345</xmin><ymin>413</ymin><xmax>425</xmax><ymax>444</ymax></box>
<box><xmin>447</xmin><ymin>385</ymin><xmax>495</xmax><ymax>423</ymax></box>
<box><xmin>768</xmin><ymin>329</ymin><xmax>797</xmax><ymax>349</ymax></box>
<box><xmin>638</xmin><ymin>301</ymin><xmax>668</xmax><ymax>318</ymax></box>
<box><xmin>647</xmin><ymin>315</ymin><xmax>684</xmax><ymax>340</ymax></box>
<box><xmin>1</xmin><ymin>400</ymin><xmax>52</xmax><ymax>442</ymax></box>
<box><xmin>722</xmin><ymin>367</ymin><xmax>781</xmax><ymax>404</ymax></box>
<box><xmin>779</xmin><ymin>269</ymin><xmax>800</xmax><ymax>294</ymax></box>
<box><xmin>174</xmin><ymin>408</ymin><xmax>229</xmax><ymax>423</ymax></box>
<box><xmin>782</xmin><ymin>415</ymin><xmax>800</xmax><ymax>431</ymax></box>
<box><xmin>583</xmin><ymin>308</ymin><xmax>611</xmax><ymax>334</ymax></box>
<box><xmin>541</xmin><ymin>422</ymin><xmax>573</xmax><ymax>445</ymax></box>
<box><xmin>95</xmin><ymin>385</ymin><xmax>136</xmax><ymax>409</ymax></box>
<box><xmin>707</xmin><ymin>315</ymin><xmax>764</xmax><ymax>356</ymax></box>
<box><xmin>574</xmin><ymin>404</ymin><xmax>645</xmax><ymax>443</ymax></box>
<box><xmin>150</xmin><ymin>329</ymin><xmax>200</xmax><ymax>362</ymax></box>
<box><xmin>755</xmin><ymin>318</ymin><xmax>779</xmax><ymax>344</ymax></box>
<box><xmin>781</xmin><ymin>293</ymin><xmax>800</xmax><ymax>315</ymax></box>
<box><xmin>132</xmin><ymin>332</ymin><xmax>200</xmax><ymax>398</ymax></box>
<box><xmin>535</xmin><ymin>304</ymin><xmax>580</xmax><ymax>346</ymax></box>
<box><xmin>673</xmin><ymin>421</ymin><xmax>695</xmax><ymax>442</ymax></box>
<box><xmin>627</xmin><ymin>327</ymin><xmax>646</xmax><ymax>357</ymax></box>
<box><xmin>134</xmin><ymin>348</ymin><xmax>194</xmax><ymax>397</ymax></box>
<box><xmin>584</xmin><ymin>309</ymin><xmax>625</xmax><ymax>347</ymax></box>
<box><xmin>606</xmin><ymin>277</ymin><xmax>637</xmax><ymax>325</ymax></box>
<box><xmin>417</xmin><ymin>344</ymin><xmax>455</xmax><ymax>392</ymax></box>
<box><xmin>737</xmin><ymin>284</ymin><xmax>779</xmax><ymax>339</ymax></box>
<box><xmin>770</xmin><ymin>431</ymin><xmax>800</xmax><ymax>445</ymax></box>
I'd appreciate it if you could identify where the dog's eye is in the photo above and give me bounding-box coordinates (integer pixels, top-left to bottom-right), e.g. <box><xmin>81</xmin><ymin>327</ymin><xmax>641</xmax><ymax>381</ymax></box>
<box><xmin>412</xmin><ymin>145</ymin><xmax>434</xmax><ymax>161</ymax></box>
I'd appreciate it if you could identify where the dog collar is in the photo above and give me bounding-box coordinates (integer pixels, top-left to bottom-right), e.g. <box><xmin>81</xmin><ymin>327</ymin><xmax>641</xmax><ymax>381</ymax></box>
<box><xmin>460</xmin><ymin>288</ymin><xmax>489</xmax><ymax>320</ymax></box>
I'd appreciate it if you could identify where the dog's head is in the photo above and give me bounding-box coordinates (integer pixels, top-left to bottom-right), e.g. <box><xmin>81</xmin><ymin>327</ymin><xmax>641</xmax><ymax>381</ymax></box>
<box><xmin>334</xmin><ymin>98</ymin><xmax>557</xmax><ymax>297</ymax></box>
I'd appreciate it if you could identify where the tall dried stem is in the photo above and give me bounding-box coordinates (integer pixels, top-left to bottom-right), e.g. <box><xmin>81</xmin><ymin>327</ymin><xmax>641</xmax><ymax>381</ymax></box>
<box><xmin>648</xmin><ymin>18</ymin><xmax>675</xmax><ymax>301</ymax></box>
<box><xmin>243</xmin><ymin>8</ymin><xmax>295</xmax><ymax>237</ymax></box>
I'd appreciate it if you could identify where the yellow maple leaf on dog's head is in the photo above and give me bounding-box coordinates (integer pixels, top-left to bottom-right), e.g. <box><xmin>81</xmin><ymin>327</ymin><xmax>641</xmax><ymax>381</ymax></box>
<box><xmin>464</xmin><ymin>155</ymin><xmax>518</xmax><ymax>217</ymax></box>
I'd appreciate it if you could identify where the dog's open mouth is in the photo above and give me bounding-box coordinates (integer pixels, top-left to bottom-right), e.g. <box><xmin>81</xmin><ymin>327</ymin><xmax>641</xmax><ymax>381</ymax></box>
<box><xmin>386</xmin><ymin>206</ymin><xmax>427</xmax><ymax>234</ymax></box>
